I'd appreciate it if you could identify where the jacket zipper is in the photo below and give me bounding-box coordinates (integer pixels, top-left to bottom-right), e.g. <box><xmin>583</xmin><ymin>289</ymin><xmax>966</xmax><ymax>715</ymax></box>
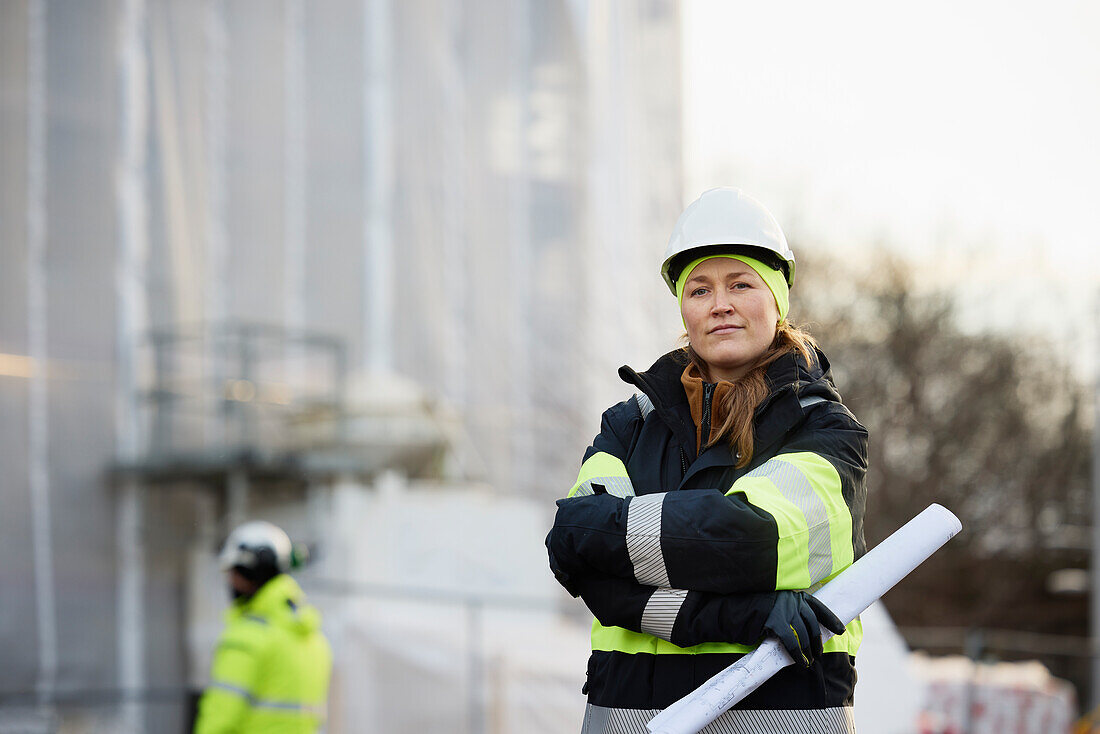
<box><xmin>701</xmin><ymin>381</ymin><xmax>716</xmax><ymax>447</ymax></box>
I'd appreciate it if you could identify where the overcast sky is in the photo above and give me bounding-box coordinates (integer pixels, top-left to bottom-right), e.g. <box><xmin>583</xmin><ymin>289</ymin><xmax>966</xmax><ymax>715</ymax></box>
<box><xmin>682</xmin><ymin>0</ymin><xmax>1100</xmax><ymax>376</ymax></box>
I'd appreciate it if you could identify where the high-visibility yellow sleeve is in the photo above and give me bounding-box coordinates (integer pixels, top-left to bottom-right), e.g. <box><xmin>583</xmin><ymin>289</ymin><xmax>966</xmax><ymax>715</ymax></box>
<box><xmin>193</xmin><ymin>630</ymin><xmax>261</xmax><ymax>734</ymax></box>
<box><xmin>568</xmin><ymin>451</ymin><xmax>635</xmax><ymax>498</ymax></box>
<box><xmin>727</xmin><ymin>451</ymin><xmax>854</xmax><ymax>590</ymax></box>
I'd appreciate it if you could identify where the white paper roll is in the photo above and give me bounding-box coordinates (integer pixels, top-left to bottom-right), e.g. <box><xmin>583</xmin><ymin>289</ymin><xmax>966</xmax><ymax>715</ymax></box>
<box><xmin>646</xmin><ymin>503</ymin><xmax>962</xmax><ymax>734</ymax></box>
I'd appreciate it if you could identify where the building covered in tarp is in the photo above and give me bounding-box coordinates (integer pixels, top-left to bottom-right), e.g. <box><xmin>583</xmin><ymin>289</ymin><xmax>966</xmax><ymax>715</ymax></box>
<box><xmin>0</xmin><ymin>1</ymin><xmax>682</xmax><ymax>731</ymax></box>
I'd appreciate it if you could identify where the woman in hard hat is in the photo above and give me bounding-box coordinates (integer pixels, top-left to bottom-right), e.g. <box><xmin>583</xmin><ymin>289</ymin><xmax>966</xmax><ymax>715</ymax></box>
<box><xmin>546</xmin><ymin>188</ymin><xmax>867</xmax><ymax>733</ymax></box>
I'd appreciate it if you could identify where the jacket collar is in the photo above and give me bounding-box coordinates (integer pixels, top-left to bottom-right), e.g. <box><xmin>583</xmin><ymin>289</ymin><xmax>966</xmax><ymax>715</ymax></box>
<box><xmin>619</xmin><ymin>347</ymin><xmax>841</xmax><ymax>481</ymax></box>
<box><xmin>228</xmin><ymin>573</ymin><xmax>322</xmax><ymax>634</ymax></box>
<box><xmin>753</xmin><ymin>347</ymin><xmax>838</xmax><ymax>447</ymax></box>
<box><xmin>618</xmin><ymin>350</ymin><xmax>697</xmax><ymax>457</ymax></box>
<box><xmin>230</xmin><ymin>573</ymin><xmax>300</xmax><ymax>619</ymax></box>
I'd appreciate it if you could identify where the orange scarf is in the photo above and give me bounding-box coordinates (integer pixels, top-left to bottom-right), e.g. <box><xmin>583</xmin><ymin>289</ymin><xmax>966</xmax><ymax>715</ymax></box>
<box><xmin>680</xmin><ymin>362</ymin><xmax>734</xmax><ymax>454</ymax></box>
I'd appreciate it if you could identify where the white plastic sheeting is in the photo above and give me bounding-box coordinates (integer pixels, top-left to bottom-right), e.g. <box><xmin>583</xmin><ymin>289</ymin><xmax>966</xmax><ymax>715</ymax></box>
<box><xmin>0</xmin><ymin>0</ymin><xmax>683</xmax><ymax>728</ymax></box>
<box><xmin>324</xmin><ymin>599</ymin><xmax>590</xmax><ymax>734</ymax></box>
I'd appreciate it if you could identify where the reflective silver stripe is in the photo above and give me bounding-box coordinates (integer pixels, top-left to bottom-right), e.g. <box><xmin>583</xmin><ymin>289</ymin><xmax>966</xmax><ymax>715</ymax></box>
<box><xmin>573</xmin><ymin>475</ymin><xmax>636</xmax><ymax>498</ymax></box>
<box><xmin>634</xmin><ymin>392</ymin><xmax>655</xmax><ymax>420</ymax></box>
<box><xmin>581</xmin><ymin>704</ymin><xmax>856</xmax><ymax>734</ymax></box>
<box><xmin>208</xmin><ymin>681</ymin><xmax>323</xmax><ymax>717</ymax></box>
<box><xmin>743</xmin><ymin>460</ymin><xmax>834</xmax><ymax>582</ymax></box>
<box><xmin>625</xmin><ymin>493</ymin><xmax>669</xmax><ymax>587</ymax></box>
<box><xmin>582</xmin><ymin>702</ymin><xmax>612</xmax><ymax>734</ymax></box>
<box><xmin>209</xmin><ymin>681</ymin><xmax>252</xmax><ymax>700</ymax></box>
<box><xmin>799</xmin><ymin>394</ymin><xmax>827</xmax><ymax>411</ymax></box>
<box><xmin>639</xmin><ymin>588</ymin><xmax>687</xmax><ymax>641</ymax></box>
<box><xmin>253</xmin><ymin>699</ymin><xmax>325</xmax><ymax>717</ymax></box>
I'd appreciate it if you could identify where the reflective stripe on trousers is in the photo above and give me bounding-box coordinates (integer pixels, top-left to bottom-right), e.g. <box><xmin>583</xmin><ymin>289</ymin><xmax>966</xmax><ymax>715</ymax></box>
<box><xmin>580</xmin><ymin>703</ymin><xmax>856</xmax><ymax>734</ymax></box>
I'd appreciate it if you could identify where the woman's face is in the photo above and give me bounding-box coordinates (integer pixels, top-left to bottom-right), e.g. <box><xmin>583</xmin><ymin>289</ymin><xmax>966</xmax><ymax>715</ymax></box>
<box><xmin>680</xmin><ymin>257</ymin><xmax>779</xmax><ymax>382</ymax></box>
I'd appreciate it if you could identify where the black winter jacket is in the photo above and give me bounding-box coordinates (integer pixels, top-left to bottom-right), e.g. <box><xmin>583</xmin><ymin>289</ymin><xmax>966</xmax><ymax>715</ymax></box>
<box><xmin>547</xmin><ymin>347</ymin><xmax>868</xmax><ymax>731</ymax></box>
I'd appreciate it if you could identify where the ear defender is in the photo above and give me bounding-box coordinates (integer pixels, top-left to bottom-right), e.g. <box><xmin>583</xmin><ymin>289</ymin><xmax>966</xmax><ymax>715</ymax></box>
<box><xmin>290</xmin><ymin>542</ymin><xmax>310</xmax><ymax>570</ymax></box>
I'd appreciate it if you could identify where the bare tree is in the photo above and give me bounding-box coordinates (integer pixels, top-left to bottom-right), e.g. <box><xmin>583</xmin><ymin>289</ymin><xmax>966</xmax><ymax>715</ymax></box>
<box><xmin>793</xmin><ymin>252</ymin><xmax>1091</xmax><ymax>682</ymax></box>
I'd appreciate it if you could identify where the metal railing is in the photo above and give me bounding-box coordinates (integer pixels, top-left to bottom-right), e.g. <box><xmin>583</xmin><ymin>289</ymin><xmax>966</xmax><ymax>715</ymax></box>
<box><xmin>141</xmin><ymin>322</ymin><xmax>348</xmax><ymax>458</ymax></box>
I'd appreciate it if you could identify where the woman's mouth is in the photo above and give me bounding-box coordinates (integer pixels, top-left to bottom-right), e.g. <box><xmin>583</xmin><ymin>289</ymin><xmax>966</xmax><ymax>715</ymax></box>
<box><xmin>709</xmin><ymin>324</ymin><xmax>742</xmax><ymax>335</ymax></box>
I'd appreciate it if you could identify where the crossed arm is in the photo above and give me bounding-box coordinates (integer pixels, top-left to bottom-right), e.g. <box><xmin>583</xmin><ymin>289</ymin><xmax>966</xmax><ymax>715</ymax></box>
<box><xmin>546</xmin><ymin>400</ymin><xmax>866</xmax><ymax>655</ymax></box>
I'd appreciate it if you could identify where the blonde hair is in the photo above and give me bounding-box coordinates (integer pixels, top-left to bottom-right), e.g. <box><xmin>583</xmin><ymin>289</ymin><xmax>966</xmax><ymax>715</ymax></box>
<box><xmin>685</xmin><ymin>321</ymin><xmax>818</xmax><ymax>469</ymax></box>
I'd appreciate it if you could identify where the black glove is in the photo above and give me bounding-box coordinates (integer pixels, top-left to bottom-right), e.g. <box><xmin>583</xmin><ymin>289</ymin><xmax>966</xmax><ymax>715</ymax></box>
<box><xmin>763</xmin><ymin>591</ymin><xmax>845</xmax><ymax>667</ymax></box>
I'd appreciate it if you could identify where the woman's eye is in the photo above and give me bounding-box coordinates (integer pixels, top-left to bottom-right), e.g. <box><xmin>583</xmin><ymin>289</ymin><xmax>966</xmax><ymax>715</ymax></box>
<box><xmin>691</xmin><ymin>287</ymin><xmax>708</xmax><ymax>297</ymax></box>
<box><xmin>732</xmin><ymin>282</ymin><xmax>750</xmax><ymax>290</ymax></box>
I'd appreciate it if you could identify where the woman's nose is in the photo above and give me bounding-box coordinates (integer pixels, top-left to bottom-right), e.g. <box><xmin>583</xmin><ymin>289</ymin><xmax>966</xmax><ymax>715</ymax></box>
<box><xmin>711</xmin><ymin>293</ymin><xmax>734</xmax><ymax>314</ymax></box>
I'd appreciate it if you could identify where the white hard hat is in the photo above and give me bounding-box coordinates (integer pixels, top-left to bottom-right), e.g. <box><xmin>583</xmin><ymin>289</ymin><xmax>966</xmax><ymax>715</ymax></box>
<box><xmin>219</xmin><ymin>520</ymin><xmax>293</xmax><ymax>575</ymax></box>
<box><xmin>661</xmin><ymin>187</ymin><xmax>796</xmax><ymax>295</ymax></box>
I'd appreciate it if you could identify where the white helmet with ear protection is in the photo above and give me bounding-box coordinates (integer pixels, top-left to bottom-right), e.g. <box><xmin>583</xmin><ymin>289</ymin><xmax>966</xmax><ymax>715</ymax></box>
<box><xmin>219</xmin><ymin>520</ymin><xmax>293</xmax><ymax>576</ymax></box>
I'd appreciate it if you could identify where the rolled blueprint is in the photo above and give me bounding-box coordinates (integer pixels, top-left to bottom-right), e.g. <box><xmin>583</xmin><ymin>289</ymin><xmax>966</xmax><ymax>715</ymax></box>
<box><xmin>646</xmin><ymin>503</ymin><xmax>962</xmax><ymax>734</ymax></box>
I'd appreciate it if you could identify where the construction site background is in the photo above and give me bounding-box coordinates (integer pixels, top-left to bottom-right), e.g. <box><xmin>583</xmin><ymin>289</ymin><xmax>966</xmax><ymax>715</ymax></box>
<box><xmin>0</xmin><ymin>1</ymin><xmax>1092</xmax><ymax>733</ymax></box>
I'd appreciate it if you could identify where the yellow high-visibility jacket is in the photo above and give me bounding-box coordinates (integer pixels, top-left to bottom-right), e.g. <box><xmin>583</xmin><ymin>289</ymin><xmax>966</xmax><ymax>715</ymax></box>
<box><xmin>194</xmin><ymin>574</ymin><xmax>332</xmax><ymax>734</ymax></box>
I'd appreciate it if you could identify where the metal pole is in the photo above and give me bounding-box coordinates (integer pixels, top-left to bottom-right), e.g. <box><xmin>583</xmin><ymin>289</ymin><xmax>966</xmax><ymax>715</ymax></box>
<box><xmin>466</xmin><ymin>599</ymin><xmax>485</xmax><ymax>734</ymax></box>
<box><xmin>116</xmin><ymin>481</ymin><xmax>146</xmax><ymax>734</ymax></box>
<box><xmin>1091</xmin><ymin>289</ymin><xmax>1100</xmax><ymax>709</ymax></box>
<box><xmin>204</xmin><ymin>0</ymin><xmax>228</xmax><ymax>448</ymax></box>
<box><xmin>363</xmin><ymin>0</ymin><xmax>394</xmax><ymax>373</ymax></box>
<box><xmin>26</xmin><ymin>0</ymin><xmax>58</xmax><ymax>712</ymax></box>
<box><xmin>508</xmin><ymin>0</ymin><xmax>532</xmax><ymax>497</ymax></box>
<box><xmin>283</xmin><ymin>0</ymin><xmax>305</xmax><ymax>382</ymax></box>
<box><xmin>441</xmin><ymin>0</ymin><xmax>467</xmax><ymax>410</ymax></box>
<box><xmin>115</xmin><ymin>0</ymin><xmax>150</xmax><ymax>730</ymax></box>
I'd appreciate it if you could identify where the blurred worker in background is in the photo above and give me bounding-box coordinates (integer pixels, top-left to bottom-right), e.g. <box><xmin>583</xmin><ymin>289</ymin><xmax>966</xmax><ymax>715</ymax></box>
<box><xmin>547</xmin><ymin>187</ymin><xmax>867</xmax><ymax>732</ymax></box>
<box><xmin>194</xmin><ymin>520</ymin><xmax>332</xmax><ymax>734</ymax></box>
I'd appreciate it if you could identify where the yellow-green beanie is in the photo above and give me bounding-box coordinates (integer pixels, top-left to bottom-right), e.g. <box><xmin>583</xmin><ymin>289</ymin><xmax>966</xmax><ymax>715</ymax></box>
<box><xmin>675</xmin><ymin>254</ymin><xmax>790</xmax><ymax>321</ymax></box>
